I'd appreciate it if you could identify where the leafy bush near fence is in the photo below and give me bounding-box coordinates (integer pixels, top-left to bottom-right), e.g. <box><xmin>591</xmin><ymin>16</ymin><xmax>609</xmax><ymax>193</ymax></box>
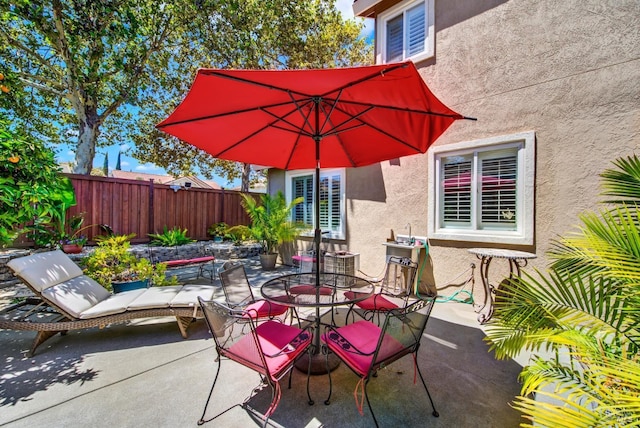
<box><xmin>149</xmin><ymin>226</ymin><xmax>194</xmax><ymax>246</ymax></box>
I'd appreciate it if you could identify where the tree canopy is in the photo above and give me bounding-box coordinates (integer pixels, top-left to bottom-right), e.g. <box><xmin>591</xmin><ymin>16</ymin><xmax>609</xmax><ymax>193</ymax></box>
<box><xmin>0</xmin><ymin>0</ymin><xmax>372</xmax><ymax>188</ymax></box>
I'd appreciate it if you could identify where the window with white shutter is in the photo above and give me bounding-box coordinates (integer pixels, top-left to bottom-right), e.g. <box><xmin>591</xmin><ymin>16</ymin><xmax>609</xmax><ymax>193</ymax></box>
<box><xmin>286</xmin><ymin>169</ymin><xmax>345</xmax><ymax>239</ymax></box>
<box><xmin>428</xmin><ymin>132</ymin><xmax>536</xmax><ymax>245</ymax></box>
<box><xmin>377</xmin><ymin>0</ymin><xmax>434</xmax><ymax>64</ymax></box>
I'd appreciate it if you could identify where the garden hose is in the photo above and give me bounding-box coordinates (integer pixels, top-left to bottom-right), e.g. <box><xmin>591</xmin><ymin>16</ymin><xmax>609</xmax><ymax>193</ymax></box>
<box><xmin>415</xmin><ymin>240</ymin><xmax>474</xmax><ymax>304</ymax></box>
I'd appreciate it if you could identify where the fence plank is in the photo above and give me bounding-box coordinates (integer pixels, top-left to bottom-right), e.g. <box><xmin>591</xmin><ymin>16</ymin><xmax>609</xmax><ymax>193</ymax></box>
<box><xmin>11</xmin><ymin>174</ymin><xmax>255</xmax><ymax>247</ymax></box>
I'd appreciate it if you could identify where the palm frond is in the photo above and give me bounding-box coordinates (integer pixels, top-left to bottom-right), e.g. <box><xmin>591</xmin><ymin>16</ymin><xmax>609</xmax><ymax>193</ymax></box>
<box><xmin>550</xmin><ymin>206</ymin><xmax>640</xmax><ymax>285</ymax></box>
<box><xmin>600</xmin><ymin>154</ymin><xmax>640</xmax><ymax>204</ymax></box>
<box><xmin>487</xmin><ymin>270</ymin><xmax>637</xmax><ymax>350</ymax></box>
<box><xmin>514</xmin><ymin>392</ymin><xmax>598</xmax><ymax>428</ymax></box>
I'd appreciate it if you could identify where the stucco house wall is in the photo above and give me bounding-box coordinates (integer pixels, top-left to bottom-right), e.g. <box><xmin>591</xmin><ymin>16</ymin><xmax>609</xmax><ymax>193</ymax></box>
<box><xmin>269</xmin><ymin>0</ymin><xmax>639</xmax><ymax>296</ymax></box>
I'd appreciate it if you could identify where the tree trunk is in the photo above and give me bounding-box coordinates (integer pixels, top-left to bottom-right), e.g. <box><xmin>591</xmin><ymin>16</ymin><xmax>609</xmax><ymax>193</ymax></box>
<box><xmin>241</xmin><ymin>163</ymin><xmax>251</xmax><ymax>192</ymax></box>
<box><xmin>73</xmin><ymin>110</ymin><xmax>100</xmax><ymax>174</ymax></box>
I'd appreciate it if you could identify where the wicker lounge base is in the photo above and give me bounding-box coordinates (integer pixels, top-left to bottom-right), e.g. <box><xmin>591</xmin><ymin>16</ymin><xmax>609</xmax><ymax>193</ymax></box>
<box><xmin>0</xmin><ymin>297</ymin><xmax>202</xmax><ymax>356</ymax></box>
<box><xmin>3</xmin><ymin>250</ymin><xmax>216</xmax><ymax>357</ymax></box>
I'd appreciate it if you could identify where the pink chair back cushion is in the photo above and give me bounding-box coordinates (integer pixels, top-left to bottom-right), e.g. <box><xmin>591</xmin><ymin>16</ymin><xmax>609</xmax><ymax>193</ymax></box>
<box><xmin>321</xmin><ymin>320</ymin><xmax>404</xmax><ymax>376</ymax></box>
<box><xmin>242</xmin><ymin>300</ymin><xmax>288</xmax><ymax>319</ymax></box>
<box><xmin>225</xmin><ymin>321</ymin><xmax>311</xmax><ymax>378</ymax></box>
<box><xmin>344</xmin><ymin>292</ymin><xmax>399</xmax><ymax>312</ymax></box>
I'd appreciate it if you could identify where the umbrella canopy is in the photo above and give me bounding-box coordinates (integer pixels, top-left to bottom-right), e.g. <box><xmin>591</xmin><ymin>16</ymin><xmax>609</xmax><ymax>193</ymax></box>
<box><xmin>157</xmin><ymin>61</ymin><xmax>473</xmax><ymax>280</ymax></box>
<box><xmin>157</xmin><ymin>62</ymin><xmax>471</xmax><ymax>170</ymax></box>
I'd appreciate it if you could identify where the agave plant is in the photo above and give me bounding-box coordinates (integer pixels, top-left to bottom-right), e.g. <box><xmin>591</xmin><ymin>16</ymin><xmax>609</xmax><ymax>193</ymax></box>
<box><xmin>485</xmin><ymin>154</ymin><xmax>640</xmax><ymax>427</ymax></box>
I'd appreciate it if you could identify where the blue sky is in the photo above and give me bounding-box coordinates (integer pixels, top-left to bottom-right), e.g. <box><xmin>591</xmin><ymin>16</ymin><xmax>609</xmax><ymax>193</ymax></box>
<box><xmin>55</xmin><ymin>2</ymin><xmax>374</xmax><ymax>188</ymax></box>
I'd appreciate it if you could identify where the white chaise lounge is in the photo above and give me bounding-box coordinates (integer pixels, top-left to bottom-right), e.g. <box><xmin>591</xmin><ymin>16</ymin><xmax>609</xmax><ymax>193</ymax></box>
<box><xmin>1</xmin><ymin>250</ymin><xmax>215</xmax><ymax>356</ymax></box>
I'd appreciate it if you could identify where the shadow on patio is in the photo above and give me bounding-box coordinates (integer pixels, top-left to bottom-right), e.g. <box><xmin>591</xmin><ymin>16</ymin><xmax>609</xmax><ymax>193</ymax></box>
<box><xmin>0</xmin><ymin>259</ymin><xmax>524</xmax><ymax>427</ymax></box>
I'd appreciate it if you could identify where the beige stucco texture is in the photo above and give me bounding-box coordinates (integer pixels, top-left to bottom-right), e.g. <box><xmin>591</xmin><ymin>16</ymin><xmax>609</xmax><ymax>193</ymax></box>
<box><xmin>271</xmin><ymin>0</ymin><xmax>639</xmax><ymax>301</ymax></box>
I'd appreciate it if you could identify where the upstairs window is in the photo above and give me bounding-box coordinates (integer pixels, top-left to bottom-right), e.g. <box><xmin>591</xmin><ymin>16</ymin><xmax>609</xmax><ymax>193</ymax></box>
<box><xmin>377</xmin><ymin>0</ymin><xmax>434</xmax><ymax>64</ymax></box>
<box><xmin>428</xmin><ymin>132</ymin><xmax>535</xmax><ymax>245</ymax></box>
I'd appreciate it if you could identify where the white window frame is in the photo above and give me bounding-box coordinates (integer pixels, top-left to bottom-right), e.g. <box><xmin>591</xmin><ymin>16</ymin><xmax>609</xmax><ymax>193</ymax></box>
<box><xmin>376</xmin><ymin>0</ymin><xmax>435</xmax><ymax>64</ymax></box>
<box><xmin>285</xmin><ymin>168</ymin><xmax>346</xmax><ymax>240</ymax></box>
<box><xmin>427</xmin><ymin>131</ymin><xmax>535</xmax><ymax>245</ymax></box>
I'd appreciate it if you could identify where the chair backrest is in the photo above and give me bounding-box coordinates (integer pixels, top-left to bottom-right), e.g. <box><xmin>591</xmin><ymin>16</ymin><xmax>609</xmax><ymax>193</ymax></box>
<box><xmin>198</xmin><ymin>298</ymin><xmax>269</xmax><ymax>372</ymax></box>
<box><xmin>218</xmin><ymin>262</ymin><xmax>256</xmax><ymax>306</ymax></box>
<box><xmin>380</xmin><ymin>256</ymin><xmax>419</xmax><ymax>296</ymax></box>
<box><xmin>371</xmin><ymin>298</ymin><xmax>435</xmax><ymax>371</ymax></box>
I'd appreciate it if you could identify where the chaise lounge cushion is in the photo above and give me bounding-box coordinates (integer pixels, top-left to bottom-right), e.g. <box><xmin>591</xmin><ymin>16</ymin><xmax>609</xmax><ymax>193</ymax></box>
<box><xmin>170</xmin><ymin>284</ymin><xmax>217</xmax><ymax>308</ymax></box>
<box><xmin>127</xmin><ymin>286</ymin><xmax>182</xmax><ymax>310</ymax></box>
<box><xmin>8</xmin><ymin>250</ymin><xmax>84</xmax><ymax>292</ymax></box>
<box><xmin>42</xmin><ymin>275</ymin><xmax>112</xmax><ymax>318</ymax></box>
<box><xmin>79</xmin><ymin>289</ymin><xmax>148</xmax><ymax>319</ymax></box>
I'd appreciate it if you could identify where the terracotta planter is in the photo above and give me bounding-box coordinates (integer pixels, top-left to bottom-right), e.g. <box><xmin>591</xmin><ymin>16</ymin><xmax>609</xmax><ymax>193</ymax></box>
<box><xmin>259</xmin><ymin>253</ymin><xmax>278</xmax><ymax>271</ymax></box>
<box><xmin>112</xmin><ymin>279</ymin><xmax>149</xmax><ymax>294</ymax></box>
<box><xmin>62</xmin><ymin>244</ymin><xmax>83</xmax><ymax>254</ymax></box>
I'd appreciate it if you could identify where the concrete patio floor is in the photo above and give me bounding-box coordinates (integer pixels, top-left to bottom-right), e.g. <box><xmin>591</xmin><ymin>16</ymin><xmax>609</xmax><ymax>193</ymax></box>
<box><xmin>0</xmin><ymin>258</ymin><xmax>525</xmax><ymax>427</ymax></box>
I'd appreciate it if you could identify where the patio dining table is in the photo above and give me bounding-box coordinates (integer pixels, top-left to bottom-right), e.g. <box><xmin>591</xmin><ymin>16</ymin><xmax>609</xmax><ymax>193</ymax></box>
<box><xmin>261</xmin><ymin>272</ymin><xmax>374</xmax><ymax>375</ymax></box>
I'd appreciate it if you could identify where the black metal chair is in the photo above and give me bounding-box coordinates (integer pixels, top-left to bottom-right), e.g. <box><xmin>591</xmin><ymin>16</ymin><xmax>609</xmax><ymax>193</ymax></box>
<box><xmin>321</xmin><ymin>298</ymin><xmax>438</xmax><ymax>427</ymax></box>
<box><xmin>197</xmin><ymin>298</ymin><xmax>313</xmax><ymax>426</ymax></box>
<box><xmin>218</xmin><ymin>261</ymin><xmax>294</xmax><ymax>323</ymax></box>
<box><xmin>345</xmin><ymin>256</ymin><xmax>418</xmax><ymax>325</ymax></box>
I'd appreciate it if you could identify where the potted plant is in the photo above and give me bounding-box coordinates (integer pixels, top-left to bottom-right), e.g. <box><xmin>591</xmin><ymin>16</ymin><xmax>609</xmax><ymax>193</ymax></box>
<box><xmin>58</xmin><ymin>213</ymin><xmax>93</xmax><ymax>253</ymax></box>
<box><xmin>241</xmin><ymin>191</ymin><xmax>304</xmax><ymax>270</ymax></box>
<box><xmin>83</xmin><ymin>233</ymin><xmax>178</xmax><ymax>293</ymax></box>
<box><xmin>207</xmin><ymin>222</ymin><xmax>228</xmax><ymax>243</ymax></box>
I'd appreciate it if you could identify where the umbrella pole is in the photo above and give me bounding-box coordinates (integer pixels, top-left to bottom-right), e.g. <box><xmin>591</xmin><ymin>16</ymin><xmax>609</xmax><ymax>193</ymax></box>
<box><xmin>314</xmin><ymin>161</ymin><xmax>321</xmax><ymax>283</ymax></box>
<box><xmin>314</xmin><ymin>100</ymin><xmax>322</xmax><ymax>289</ymax></box>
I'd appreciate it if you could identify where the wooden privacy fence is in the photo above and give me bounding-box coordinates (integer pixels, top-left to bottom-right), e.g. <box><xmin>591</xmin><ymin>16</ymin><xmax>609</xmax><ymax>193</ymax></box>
<box><xmin>58</xmin><ymin>174</ymin><xmax>255</xmax><ymax>244</ymax></box>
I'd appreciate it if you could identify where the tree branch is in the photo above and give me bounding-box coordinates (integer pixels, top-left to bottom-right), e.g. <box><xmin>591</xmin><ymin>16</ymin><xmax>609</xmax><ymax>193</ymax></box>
<box><xmin>17</xmin><ymin>74</ymin><xmax>66</xmax><ymax>96</ymax></box>
<box><xmin>51</xmin><ymin>0</ymin><xmax>83</xmax><ymax>109</ymax></box>
<box><xmin>99</xmin><ymin>14</ymin><xmax>175</xmax><ymax>122</ymax></box>
<box><xmin>0</xmin><ymin>29</ymin><xmax>59</xmax><ymax>73</ymax></box>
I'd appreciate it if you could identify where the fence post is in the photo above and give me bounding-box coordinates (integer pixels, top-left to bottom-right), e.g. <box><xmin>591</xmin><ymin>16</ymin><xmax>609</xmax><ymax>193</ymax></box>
<box><xmin>149</xmin><ymin>179</ymin><xmax>154</xmax><ymax>237</ymax></box>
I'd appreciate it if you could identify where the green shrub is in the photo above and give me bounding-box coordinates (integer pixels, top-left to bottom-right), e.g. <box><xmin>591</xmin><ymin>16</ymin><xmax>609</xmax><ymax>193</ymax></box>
<box><xmin>83</xmin><ymin>234</ymin><xmax>178</xmax><ymax>290</ymax></box>
<box><xmin>0</xmin><ymin>121</ymin><xmax>73</xmax><ymax>247</ymax></box>
<box><xmin>148</xmin><ymin>226</ymin><xmax>194</xmax><ymax>246</ymax></box>
<box><xmin>207</xmin><ymin>222</ymin><xmax>228</xmax><ymax>238</ymax></box>
<box><xmin>225</xmin><ymin>225</ymin><xmax>253</xmax><ymax>244</ymax></box>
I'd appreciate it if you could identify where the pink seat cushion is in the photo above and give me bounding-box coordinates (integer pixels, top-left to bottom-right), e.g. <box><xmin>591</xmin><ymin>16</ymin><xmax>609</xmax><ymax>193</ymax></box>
<box><xmin>164</xmin><ymin>256</ymin><xmax>214</xmax><ymax>267</ymax></box>
<box><xmin>289</xmin><ymin>285</ymin><xmax>333</xmax><ymax>295</ymax></box>
<box><xmin>243</xmin><ymin>299</ymin><xmax>289</xmax><ymax>319</ymax></box>
<box><xmin>344</xmin><ymin>292</ymin><xmax>399</xmax><ymax>312</ymax></box>
<box><xmin>164</xmin><ymin>259</ymin><xmax>189</xmax><ymax>267</ymax></box>
<box><xmin>292</xmin><ymin>255</ymin><xmax>316</xmax><ymax>262</ymax></box>
<box><xmin>226</xmin><ymin>321</ymin><xmax>311</xmax><ymax>378</ymax></box>
<box><xmin>321</xmin><ymin>321</ymin><xmax>405</xmax><ymax>376</ymax></box>
<box><xmin>185</xmin><ymin>256</ymin><xmax>215</xmax><ymax>264</ymax></box>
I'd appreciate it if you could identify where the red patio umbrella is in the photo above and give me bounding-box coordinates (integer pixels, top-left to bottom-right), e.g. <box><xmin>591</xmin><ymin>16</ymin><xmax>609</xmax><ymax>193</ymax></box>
<box><xmin>157</xmin><ymin>61</ymin><xmax>474</xmax><ymax>281</ymax></box>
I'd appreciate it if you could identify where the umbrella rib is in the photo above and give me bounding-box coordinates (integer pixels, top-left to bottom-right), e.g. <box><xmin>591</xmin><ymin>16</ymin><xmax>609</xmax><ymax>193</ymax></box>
<box><xmin>199</xmin><ymin>63</ymin><xmax>411</xmax><ymax>101</ymax></box>
<box><xmin>316</xmin><ymin>62</ymin><xmax>411</xmax><ymax>98</ymax></box>
<box><xmin>330</xmin><ymin>103</ymin><xmax>423</xmax><ymax>152</ymax></box>
<box><xmin>200</xmin><ymin>69</ymin><xmax>319</xmax><ymax>99</ymax></box>
<box><xmin>327</xmin><ymin>98</ymin><xmax>470</xmax><ymax>120</ymax></box>
<box><xmin>156</xmin><ymin>98</ymin><xmax>310</xmax><ymax>129</ymax></box>
<box><xmin>260</xmin><ymin>98</ymin><xmax>315</xmax><ymax>136</ymax></box>
<box><xmin>284</xmin><ymin>132</ymin><xmax>305</xmax><ymax>170</ymax></box>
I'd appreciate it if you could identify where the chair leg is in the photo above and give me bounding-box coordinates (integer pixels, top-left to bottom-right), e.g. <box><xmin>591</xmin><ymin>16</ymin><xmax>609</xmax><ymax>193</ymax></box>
<box><xmin>323</xmin><ymin>346</ymin><xmax>332</xmax><ymax>405</ymax></box>
<box><xmin>306</xmin><ymin>347</ymin><xmax>314</xmax><ymax>406</ymax></box>
<box><xmin>263</xmin><ymin>379</ymin><xmax>281</xmax><ymax>423</ymax></box>
<box><xmin>416</xmin><ymin>358</ymin><xmax>439</xmax><ymax>417</ymax></box>
<box><xmin>198</xmin><ymin>362</ymin><xmax>222</xmax><ymax>425</ymax></box>
<box><xmin>363</xmin><ymin>380</ymin><xmax>380</xmax><ymax>428</ymax></box>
